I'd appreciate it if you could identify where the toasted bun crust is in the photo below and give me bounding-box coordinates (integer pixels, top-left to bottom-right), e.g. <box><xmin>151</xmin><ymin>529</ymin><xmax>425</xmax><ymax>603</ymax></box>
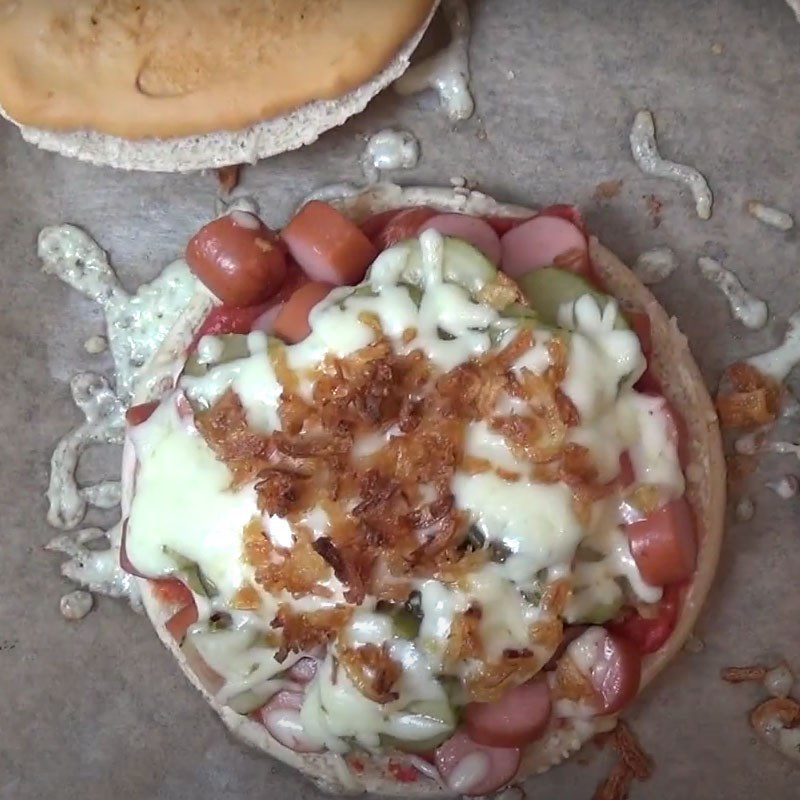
<box><xmin>0</xmin><ymin>2</ymin><xmax>438</xmax><ymax>172</ymax></box>
<box><xmin>125</xmin><ymin>184</ymin><xmax>725</xmax><ymax>794</ymax></box>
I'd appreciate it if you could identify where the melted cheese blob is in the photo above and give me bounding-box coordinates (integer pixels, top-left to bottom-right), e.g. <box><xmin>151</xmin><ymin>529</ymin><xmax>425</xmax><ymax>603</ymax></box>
<box><xmin>125</xmin><ymin>229</ymin><xmax>683</xmax><ymax>733</ymax></box>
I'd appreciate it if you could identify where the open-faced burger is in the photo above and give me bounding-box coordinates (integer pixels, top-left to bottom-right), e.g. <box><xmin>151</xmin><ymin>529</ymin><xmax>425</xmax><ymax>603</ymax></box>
<box><xmin>120</xmin><ymin>184</ymin><xmax>725</xmax><ymax>795</ymax></box>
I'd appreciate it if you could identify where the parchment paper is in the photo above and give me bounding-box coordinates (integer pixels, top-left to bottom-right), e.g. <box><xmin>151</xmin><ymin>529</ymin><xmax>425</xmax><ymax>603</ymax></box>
<box><xmin>1</xmin><ymin>1</ymin><xmax>798</xmax><ymax>798</ymax></box>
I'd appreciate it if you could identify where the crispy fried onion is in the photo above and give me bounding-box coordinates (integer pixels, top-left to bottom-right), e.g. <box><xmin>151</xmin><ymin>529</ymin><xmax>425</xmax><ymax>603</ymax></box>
<box><xmin>552</xmin><ymin>653</ymin><xmax>596</xmax><ymax>703</ymax></box>
<box><xmin>271</xmin><ymin>604</ymin><xmax>353</xmax><ymax>663</ymax></box>
<box><xmin>339</xmin><ymin>643</ymin><xmax>402</xmax><ymax>704</ymax></box>
<box><xmin>716</xmin><ymin>362</ymin><xmax>782</xmax><ymax>429</ymax></box>
<box><xmin>611</xmin><ymin>720</ymin><xmax>654</xmax><ymax>781</ymax></box>
<box><xmin>244</xmin><ymin>519</ymin><xmax>333</xmax><ymax>599</ymax></box>
<box><xmin>193</xmin><ymin>326</ymin><xmax>608</xmax><ymax>680</ymax></box>
<box><xmin>593</xmin><ymin>760</ymin><xmax>635</xmax><ymax>800</ymax></box>
<box><xmin>445</xmin><ymin>607</ymin><xmax>560</xmax><ymax>702</ymax></box>
<box><xmin>750</xmin><ymin>697</ymin><xmax>800</xmax><ymax>763</ymax></box>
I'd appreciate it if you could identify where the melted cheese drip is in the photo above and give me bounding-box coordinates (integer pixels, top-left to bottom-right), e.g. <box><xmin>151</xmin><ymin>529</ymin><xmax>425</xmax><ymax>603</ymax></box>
<box><xmin>697</xmin><ymin>256</ymin><xmax>768</xmax><ymax>330</ymax></box>
<box><xmin>394</xmin><ymin>0</ymin><xmax>474</xmax><ymax>122</ymax></box>
<box><xmin>629</xmin><ymin>109</ymin><xmax>713</xmax><ymax>220</ymax></box>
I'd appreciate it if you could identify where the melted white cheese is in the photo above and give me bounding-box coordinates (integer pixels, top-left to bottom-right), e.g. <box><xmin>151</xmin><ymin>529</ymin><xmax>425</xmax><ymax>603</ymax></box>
<box><xmin>697</xmin><ymin>256</ymin><xmax>768</xmax><ymax>330</ymax></box>
<box><xmin>361</xmin><ymin>129</ymin><xmax>420</xmax><ymax>183</ymax></box>
<box><xmin>124</xmin><ymin>226</ymin><xmax>685</xmax><ymax>740</ymax></box>
<box><xmin>629</xmin><ymin>110</ymin><xmax>713</xmax><ymax>220</ymax></box>
<box><xmin>558</xmin><ymin>296</ymin><xmax>645</xmax><ymax>420</ymax></box>
<box><xmin>453</xmin><ymin>472</ymin><xmax>582</xmax><ymax>582</ymax></box>
<box><xmin>126</xmin><ymin>401</ymin><xmax>253</xmax><ymax>598</ymax></box>
<box><xmin>394</xmin><ymin>0</ymin><xmax>474</xmax><ymax>122</ymax></box>
<box><xmin>748</xmin><ymin>309</ymin><xmax>800</xmax><ymax>382</ymax></box>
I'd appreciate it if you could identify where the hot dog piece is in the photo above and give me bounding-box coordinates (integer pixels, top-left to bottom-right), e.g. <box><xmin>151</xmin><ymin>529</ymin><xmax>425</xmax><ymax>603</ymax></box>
<box><xmin>419</xmin><ymin>214</ymin><xmax>502</xmax><ymax>265</ymax></box>
<box><xmin>125</xmin><ymin>401</ymin><xmax>159</xmax><ymax>427</ymax></box>
<box><xmin>626</xmin><ymin>497</ymin><xmax>697</xmax><ymax>586</ymax></box>
<box><xmin>435</xmin><ymin>730</ymin><xmax>521</xmax><ymax>796</ymax></box>
<box><xmin>164</xmin><ymin>597</ymin><xmax>198</xmax><ymax>642</ymax></box>
<box><xmin>501</xmin><ymin>215</ymin><xmax>589</xmax><ymax>278</ymax></box>
<box><xmin>565</xmin><ymin>627</ymin><xmax>642</xmax><ymax>715</ymax></box>
<box><xmin>272</xmin><ymin>281</ymin><xmax>334</xmax><ymax>343</ymax></box>
<box><xmin>373</xmin><ymin>207</ymin><xmax>437</xmax><ymax>249</ymax></box>
<box><xmin>359</xmin><ymin>209</ymin><xmax>405</xmax><ymax>242</ymax></box>
<box><xmin>281</xmin><ymin>201</ymin><xmax>377</xmax><ymax>285</ymax></box>
<box><xmin>464</xmin><ymin>678</ymin><xmax>551</xmax><ymax>747</ymax></box>
<box><xmin>610</xmin><ymin>585</ymin><xmax>681</xmax><ymax>654</ymax></box>
<box><xmin>286</xmin><ymin>657</ymin><xmax>319</xmax><ymax>685</ymax></box>
<box><xmin>482</xmin><ymin>215</ymin><xmax>533</xmax><ymax>236</ymax></box>
<box><xmin>186</xmin><ymin>211</ymin><xmax>288</xmax><ymax>307</ymax></box>
<box><xmin>259</xmin><ymin>690</ymin><xmax>324</xmax><ymax>753</ymax></box>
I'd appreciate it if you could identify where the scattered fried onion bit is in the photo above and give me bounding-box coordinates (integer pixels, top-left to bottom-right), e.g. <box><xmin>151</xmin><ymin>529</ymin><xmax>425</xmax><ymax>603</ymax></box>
<box><xmin>245</xmin><ymin>523</ymin><xmax>333</xmax><ymax>599</ymax></box>
<box><xmin>339</xmin><ymin>643</ymin><xmax>402</xmax><ymax>704</ymax></box>
<box><xmin>216</xmin><ymin>164</ymin><xmax>241</xmax><ymax>194</ymax></box>
<box><xmin>552</xmin><ymin>653</ymin><xmax>595</xmax><ymax>703</ymax></box>
<box><xmin>593</xmin><ymin>760</ymin><xmax>635</xmax><ymax>800</ymax></box>
<box><xmin>716</xmin><ymin>363</ymin><xmax>781</xmax><ymax>430</ymax></box>
<box><xmin>750</xmin><ymin>697</ymin><xmax>800</xmax><ymax>763</ymax></box>
<box><xmin>271</xmin><ymin>605</ymin><xmax>353</xmax><ymax>663</ymax></box>
<box><xmin>720</xmin><ymin>665</ymin><xmax>768</xmax><ymax>683</ymax></box>
<box><xmin>466</xmin><ymin>649</ymin><xmax>542</xmax><ymax>703</ymax></box>
<box><xmin>611</xmin><ymin>721</ymin><xmax>654</xmax><ymax>781</ymax></box>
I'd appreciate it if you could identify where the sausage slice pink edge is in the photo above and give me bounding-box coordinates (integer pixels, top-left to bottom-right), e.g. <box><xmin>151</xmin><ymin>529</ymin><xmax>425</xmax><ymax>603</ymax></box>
<box><xmin>419</xmin><ymin>214</ymin><xmax>502</xmax><ymax>266</ymax></box>
<box><xmin>567</xmin><ymin>627</ymin><xmax>642</xmax><ymax>715</ymax></box>
<box><xmin>500</xmin><ymin>214</ymin><xmax>587</xmax><ymax>278</ymax></box>
<box><xmin>465</xmin><ymin>678</ymin><xmax>551</xmax><ymax>747</ymax></box>
<box><xmin>435</xmin><ymin>730</ymin><xmax>521</xmax><ymax>796</ymax></box>
<box><xmin>259</xmin><ymin>690</ymin><xmax>323</xmax><ymax>753</ymax></box>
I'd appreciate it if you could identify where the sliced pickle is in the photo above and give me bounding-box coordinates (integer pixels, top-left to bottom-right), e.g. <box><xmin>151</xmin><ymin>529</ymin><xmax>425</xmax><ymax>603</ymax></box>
<box><xmin>573</xmin><ymin>596</ymin><xmax>624</xmax><ymax>626</ymax></box>
<box><xmin>226</xmin><ymin>684</ymin><xmax>279</xmax><ymax>715</ymax></box>
<box><xmin>391</xmin><ymin>608</ymin><xmax>421</xmax><ymax>641</ymax></box>
<box><xmin>163</xmin><ymin>546</ymin><xmax>219</xmax><ymax>598</ymax></box>
<box><xmin>518</xmin><ymin>268</ymin><xmax>629</xmax><ymax>330</ymax></box>
<box><xmin>382</xmin><ymin>699</ymin><xmax>457</xmax><ymax>753</ymax></box>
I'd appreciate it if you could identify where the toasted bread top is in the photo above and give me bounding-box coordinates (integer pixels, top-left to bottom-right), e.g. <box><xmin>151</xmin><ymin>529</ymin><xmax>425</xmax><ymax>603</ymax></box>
<box><xmin>0</xmin><ymin>0</ymin><xmax>436</xmax><ymax>139</ymax></box>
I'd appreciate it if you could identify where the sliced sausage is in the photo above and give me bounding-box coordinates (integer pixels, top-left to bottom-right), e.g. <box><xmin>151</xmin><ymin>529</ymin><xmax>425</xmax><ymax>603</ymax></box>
<box><xmin>258</xmin><ymin>690</ymin><xmax>323</xmax><ymax>753</ymax></box>
<box><xmin>373</xmin><ymin>207</ymin><xmax>437</xmax><ymax>249</ymax></box>
<box><xmin>359</xmin><ymin>209</ymin><xmax>406</xmax><ymax>241</ymax></box>
<box><xmin>625</xmin><ymin>497</ymin><xmax>697</xmax><ymax>586</ymax></box>
<box><xmin>482</xmin><ymin>215</ymin><xmax>533</xmax><ymax>236</ymax></box>
<box><xmin>538</xmin><ymin>204</ymin><xmax>587</xmax><ymax>234</ymax></box>
<box><xmin>464</xmin><ymin>678</ymin><xmax>551</xmax><ymax>747</ymax></box>
<box><xmin>609</xmin><ymin>585</ymin><xmax>681</xmax><ymax>654</ymax></box>
<box><xmin>164</xmin><ymin>598</ymin><xmax>198</xmax><ymax>642</ymax></box>
<box><xmin>272</xmin><ymin>281</ymin><xmax>334</xmax><ymax>344</ymax></box>
<box><xmin>419</xmin><ymin>214</ymin><xmax>502</xmax><ymax>265</ymax></box>
<box><xmin>281</xmin><ymin>200</ymin><xmax>377</xmax><ymax>285</ymax></box>
<box><xmin>286</xmin><ymin>657</ymin><xmax>319</xmax><ymax>685</ymax></box>
<box><xmin>435</xmin><ymin>730</ymin><xmax>520</xmax><ymax>796</ymax></box>
<box><xmin>125</xmin><ymin>401</ymin><xmax>159</xmax><ymax>427</ymax></box>
<box><xmin>566</xmin><ymin>627</ymin><xmax>642</xmax><ymax>715</ymax></box>
<box><xmin>186</xmin><ymin>212</ymin><xmax>288</xmax><ymax>307</ymax></box>
<box><xmin>501</xmin><ymin>215</ymin><xmax>588</xmax><ymax>279</ymax></box>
